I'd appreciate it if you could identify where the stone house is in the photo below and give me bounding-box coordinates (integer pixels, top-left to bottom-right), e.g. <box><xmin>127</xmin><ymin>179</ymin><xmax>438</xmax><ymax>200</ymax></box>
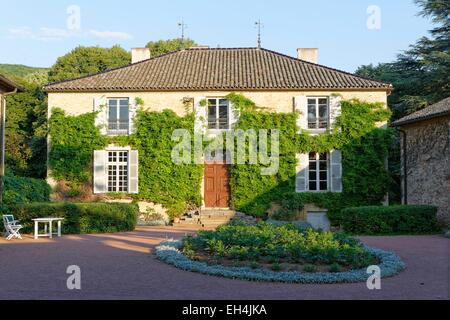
<box><xmin>392</xmin><ymin>97</ymin><xmax>450</xmax><ymax>227</ymax></box>
<box><xmin>43</xmin><ymin>47</ymin><xmax>392</xmax><ymax>225</ymax></box>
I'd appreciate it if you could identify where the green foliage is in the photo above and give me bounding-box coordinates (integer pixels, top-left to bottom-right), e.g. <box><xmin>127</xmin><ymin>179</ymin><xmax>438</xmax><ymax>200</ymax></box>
<box><xmin>48</xmin><ymin>45</ymin><xmax>131</xmax><ymax>82</ymax></box>
<box><xmin>9</xmin><ymin>202</ymin><xmax>138</xmax><ymax>234</ymax></box>
<box><xmin>2</xmin><ymin>174</ymin><xmax>51</xmax><ymax>206</ymax></box>
<box><xmin>184</xmin><ymin>222</ymin><xmax>375</xmax><ymax>269</ymax></box>
<box><xmin>230</xmin><ymin>95</ymin><xmax>393</xmax><ymax>220</ymax></box>
<box><xmin>303</xmin><ymin>264</ymin><xmax>317</xmax><ymax>273</ymax></box>
<box><xmin>5</xmin><ymin>82</ymin><xmax>47</xmax><ymax>178</ymax></box>
<box><xmin>48</xmin><ymin>108</ymin><xmax>107</xmax><ymax>184</ymax></box>
<box><xmin>340</xmin><ymin>205</ymin><xmax>440</xmax><ymax>235</ymax></box>
<box><xmin>329</xmin><ymin>263</ymin><xmax>341</xmax><ymax>273</ymax></box>
<box><xmin>145</xmin><ymin>38</ymin><xmax>197</xmax><ymax>57</ymax></box>
<box><xmin>0</xmin><ymin>64</ymin><xmax>49</xmax><ymax>79</ymax></box>
<box><xmin>355</xmin><ymin>0</ymin><xmax>449</xmax><ymax>120</ymax></box>
<box><xmin>133</xmin><ymin>109</ymin><xmax>203</xmax><ymax>219</ymax></box>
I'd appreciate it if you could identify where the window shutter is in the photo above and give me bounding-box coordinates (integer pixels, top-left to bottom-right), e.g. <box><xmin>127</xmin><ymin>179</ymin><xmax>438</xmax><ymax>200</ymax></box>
<box><xmin>93</xmin><ymin>150</ymin><xmax>107</xmax><ymax>194</ymax></box>
<box><xmin>194</xmin><ymin>96</ymin><xmax>207</xmax><ymax>134</ymax></box>
<box><xmin>129</xmin><ymin>98</ymin><xmax>137</xmax><ymax>134</ymax></box>
<box><xmin>93</xmin><ymin>97</ymin><xmax>107</xmax><ymax>135</ymax></box>
<box><xmin>329</xmin><ymin>95</ymin><xmax>342</xmax><ymax>130</ymax></box>
<box><xmin>295</xmin><ymin>153</ymin><xmax>309</xmax><ymax>192</ymax></box>
<box><xmin>128</xmin><ymin>150</ymin><xmax>139</xmax><ymax>194</ymax></box>
<box><xmin>294</xmin><ymin>96</ymin><xmax>308</xmax><ymax>131</ymax></box>
<box><xmin>330</xmin><ymin>149</ymin><xmax>343</xmax><ymax>192</ymax></box>
<box><xmin>229</xmin><ymin>101</ymin><xmax>239</xmax><ymax>129</ymax></box>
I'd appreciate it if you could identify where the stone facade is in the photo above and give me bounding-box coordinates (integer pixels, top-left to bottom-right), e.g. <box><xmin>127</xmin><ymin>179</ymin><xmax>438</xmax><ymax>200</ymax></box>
<box><xmin>47</xmin><ymin>90</ymin><xmax>387</xmax><ymax>117</ymax></box>
<box><xmin>401</xmin><ymin>115</ymin><xmax>450</xmax><ymax>227</ymax></box>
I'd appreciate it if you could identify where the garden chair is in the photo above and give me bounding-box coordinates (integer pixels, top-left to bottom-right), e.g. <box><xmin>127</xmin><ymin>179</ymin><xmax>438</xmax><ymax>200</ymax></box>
<box><xmin>2</xmin><ymin>215</ymin><xmax>23</xmax><ymax>240</ymax></box>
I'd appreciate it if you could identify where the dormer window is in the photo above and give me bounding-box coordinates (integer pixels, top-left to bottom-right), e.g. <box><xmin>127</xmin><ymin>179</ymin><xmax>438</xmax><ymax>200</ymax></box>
<box><xmin>307</xmin><ymin>97</ymin><xmax>329</xmax><ymax>130</ymax></box>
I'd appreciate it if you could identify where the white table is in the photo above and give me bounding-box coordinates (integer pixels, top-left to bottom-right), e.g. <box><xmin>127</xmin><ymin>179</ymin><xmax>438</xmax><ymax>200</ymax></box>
<box><xmin>32</xmin><ymin>218</ymin><xmax>64</xmax><ymax>239</ymax></box>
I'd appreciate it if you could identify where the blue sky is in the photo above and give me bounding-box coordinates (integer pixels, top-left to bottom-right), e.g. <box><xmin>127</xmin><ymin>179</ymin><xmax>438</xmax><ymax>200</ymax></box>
<box><xmin>0</xmin><ymin>0</ymin><xmax>434</xmax><ymax>72</ymax></box>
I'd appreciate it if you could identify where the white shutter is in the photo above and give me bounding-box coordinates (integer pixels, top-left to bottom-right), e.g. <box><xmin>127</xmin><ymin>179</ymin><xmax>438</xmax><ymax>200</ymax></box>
<box><xmin>129</xmin><ymin>98</ymin><xmax>137</xmax><ymax>134</ymax></box>
<box><xmin>93</xmin><ymin>150</ymin><xmax>107</xmax><ymax>194</ymax></box>
<box><xmin>94</xmin><ymin>97</ymin><xmax>107</xmax><ymax>135</ymax></box>
<box><xmin>194</xmin><ymin>96</ymin><xmax>207</xmax><ymax>134</ymax></box>
<box><xmin>229</xmin><ymin>101</ymin><xmax>239</xmax><ymax>129</ymax></box>
<box><xmin>330</xmin><ymin>149</ymin><xmax>343</xmax><ymax>192</ymax></box>
<box><xmin>294</xmin><ymin>96</ymin><xmax>308</xmax><ymax>132</ymax></box>
<box><xmin>329</xmin><ymin>95</ymin><xmax>342</xmax><ymax>130</ymax></box>
<box><xmin>128</xmin><ymin>150</ymin><xmax>139</xmax><ymax>194</ymax></box>
<box><xmin>295</xmin><ymin>153</ymin><xmax>309</xmax><ymax>192</ymax></box>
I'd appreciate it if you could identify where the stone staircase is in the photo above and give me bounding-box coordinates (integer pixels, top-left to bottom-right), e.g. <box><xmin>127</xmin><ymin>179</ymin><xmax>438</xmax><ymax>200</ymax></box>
<box><xmin>174</xmin><ymin>209</ymin><xmax>236</xmax><ymax>229</ymax></box>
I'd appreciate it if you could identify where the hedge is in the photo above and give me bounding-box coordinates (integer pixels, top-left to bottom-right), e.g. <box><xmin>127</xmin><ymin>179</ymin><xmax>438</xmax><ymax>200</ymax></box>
<box><xmin>340</xmin><ymin>205</ymin><xmax>440</xmax><ymax>235</ymax></box>
<box><xmin>8</xmin><ymin>202</ymin><xmax>138</xmax><ymax>234</ymax></box>
<box><xmin>2</xmin><ymin>175</ymin><xmax>51</xmax><ymax>206</ymax></box>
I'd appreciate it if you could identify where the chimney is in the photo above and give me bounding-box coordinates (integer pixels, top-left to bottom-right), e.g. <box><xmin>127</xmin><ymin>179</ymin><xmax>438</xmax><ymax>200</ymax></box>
<box><xmin>131</xmin><ymin>48</ymin><xmax>151</xmax><ymax>63</ymax></box>
<box><xmin>297</xmin><ymin>48</ymin><xmax>318</xmax><ymax>64</ymax></box>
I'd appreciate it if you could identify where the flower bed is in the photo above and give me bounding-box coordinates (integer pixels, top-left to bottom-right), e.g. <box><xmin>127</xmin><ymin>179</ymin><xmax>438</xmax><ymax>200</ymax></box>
<box><xmin>155</xmin><ymin>223</ymin><xmax>406</xmax><ymax>283</ymax></box>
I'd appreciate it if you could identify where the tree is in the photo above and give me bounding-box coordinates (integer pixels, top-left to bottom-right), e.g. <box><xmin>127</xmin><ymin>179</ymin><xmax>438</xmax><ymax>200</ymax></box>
<box><xmin>5</xmin><ymin>80</ymin><xmax>47</xmax><ymax>178</ymax></box>
<box><xmin>145</xmin><ymin>38</ymin><xmax>197</xmax><ymax>57</ymax></box>
<box><xmin>355</xmin><ymin>0</ymin><xmax>449</xmax><ymax>120</ymax></box>
<box><xmin>48</xmin><ymin>45</ymin><xmax>131</xmax><ymax>82</ymax></box>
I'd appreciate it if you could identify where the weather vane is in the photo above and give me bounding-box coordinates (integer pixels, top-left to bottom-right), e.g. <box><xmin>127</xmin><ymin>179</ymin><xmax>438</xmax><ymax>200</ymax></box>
<box><xmin>178</xmin><ymin>19</ymin><xmax>188</xmax><ymax>48</ymax></box>
<box><xmin>255</xmin><ymin>19</ymin><xmax>263</xmax><ymax>48</ymax></box>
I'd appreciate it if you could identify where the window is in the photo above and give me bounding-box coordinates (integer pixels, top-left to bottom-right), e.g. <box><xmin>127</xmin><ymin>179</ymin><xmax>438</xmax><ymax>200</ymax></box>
<box><xmin>207</xmin><ymin>98</ymin><xmax>229</xmax><ymax>129</ymax></box>
<box><xmin>307</xmin><ymin>97</ymin><xmax>329</xmax><ymax>130</ymax></box>
<box><xmin>308</xmin><ymin>152</ymin><xmax>328</xmax><ymax>191</ymax></box>
<box><xmin>107</xmin><ymin>151</ymin><xmax>128</xmax><ymax>192</ymax></box>
<box><xmin>107</xmin><ymin>98</ymin><xmax>129</xmax><ymax>135</ymax></box>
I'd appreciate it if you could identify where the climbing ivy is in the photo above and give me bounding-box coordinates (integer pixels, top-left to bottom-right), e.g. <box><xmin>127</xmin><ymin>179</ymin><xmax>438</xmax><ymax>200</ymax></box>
<box><xmin>48</xmin><ymin>94</ymin><xmax>393</xmax><ymax>224</ymax></box>
<box><xmin>48</xmin><ymin>107</ymin><xmax>202</xmax><ymax>219</ymax></box>
<box><xmin>228</xmin><ymin>94</ymin><xmax>394</xmax><ymax>222</ymax></box>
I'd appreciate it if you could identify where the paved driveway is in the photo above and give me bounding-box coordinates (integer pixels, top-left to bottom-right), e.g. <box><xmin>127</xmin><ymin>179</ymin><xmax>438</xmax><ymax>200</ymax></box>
<box><xmin>0</xmin><ymin>226</ymin><xmax>448</xmax><ymax>300</ymax></box>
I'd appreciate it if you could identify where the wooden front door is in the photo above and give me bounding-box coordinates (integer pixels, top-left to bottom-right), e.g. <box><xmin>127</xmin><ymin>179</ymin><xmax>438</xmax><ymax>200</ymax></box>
<box><xmin>204</xmin><ymin>162</ymin><xmax>230</xmax><ymax>208</ymax></box>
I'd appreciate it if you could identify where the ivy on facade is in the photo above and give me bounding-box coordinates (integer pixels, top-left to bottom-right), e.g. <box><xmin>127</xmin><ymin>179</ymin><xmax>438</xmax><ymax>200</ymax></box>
<box><xmin>48</xmin><ymin>94</ymin><xmax>393</xmax><ymax>223</ymax></box>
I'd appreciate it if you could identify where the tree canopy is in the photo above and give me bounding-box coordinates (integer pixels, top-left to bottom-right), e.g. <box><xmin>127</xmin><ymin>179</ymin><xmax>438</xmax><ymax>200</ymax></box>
<box><xmin>48</xmin><ymin>45</ymin><xmax>131</xmax><ymax>83</ymax></box>
<box><xmin>145</xmin><ymin>38</ymin><xmax>197</xmax><ymax>57</ymax></box>
<box><xmin>355</xmin><ymin>0</ymin><xmax>449</xmax><ymax>120</ymax></box>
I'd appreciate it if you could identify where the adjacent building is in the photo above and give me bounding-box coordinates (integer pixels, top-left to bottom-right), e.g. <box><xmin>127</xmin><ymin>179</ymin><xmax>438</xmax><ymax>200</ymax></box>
<box><xmin>392</xmin><ymin>97</ymin><xmax>450</xmax><ymax>227</ymax></box>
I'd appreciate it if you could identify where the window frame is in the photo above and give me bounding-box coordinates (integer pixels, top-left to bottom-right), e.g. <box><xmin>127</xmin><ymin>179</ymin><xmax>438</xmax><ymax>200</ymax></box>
<box><xmin>206</xmin><ymin>98</ymin><xmax>230</xmax><ymax>131</ymax></box>
<box><xmin>308</xmin><ymin>152</ymin><xmax>329</xmax><ymax>192</ymax></box>
<box><xmin>107</xmin><ymin>150</ymin><xmax>129</xmax><ymax>193</ymax></box>
<box><xmin>107</xmin><ymin>97</ymin><xmax>130</xmax><ymax>135</ymax></box>
<box><xmin>306</xmin><ymin>97</ymin><xmax>329</xmax><ymax>132</ymax></box>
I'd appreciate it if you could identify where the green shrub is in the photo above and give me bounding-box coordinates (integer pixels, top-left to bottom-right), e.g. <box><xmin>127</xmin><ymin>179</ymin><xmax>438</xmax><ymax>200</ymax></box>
<box><xmin>340</xmin><ymin>205</ymin><xmax>440</xmax><ymax>235</ymax></box>
<box><xmin>2</xmin><ymin>175</ymin><xmax>51</xmax><ymax>206</ymax></box>
<box><xmin>9</xmin><ymin>202</ymin><xmax>138</xmax><ymax>234</ymax></box>
<box><xmin>303</xmin><ymin>264</ymin><xmax>317</xmax><ymax>273</ymax></box>
<box><xmin>183</xmin><ymin>222</ymin><xmax>375</xmax><ymax>269</ymax></box>
<box><xmin>329</xmin><ymin>263</ymin><xmax>341</xmax><ymax>273</ymax></box>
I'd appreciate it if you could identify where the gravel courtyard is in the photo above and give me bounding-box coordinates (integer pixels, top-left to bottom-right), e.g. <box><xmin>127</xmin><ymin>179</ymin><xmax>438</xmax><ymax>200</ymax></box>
<box><xmin>0</xmin><ymin>226</ymin><xmax>448</xmax><ymax>300</ymax></box>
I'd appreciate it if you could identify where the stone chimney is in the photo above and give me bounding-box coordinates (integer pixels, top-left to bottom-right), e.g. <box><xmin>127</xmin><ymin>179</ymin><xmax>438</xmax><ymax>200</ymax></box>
<box><xmin>131</xmin><ymin>48</ymin><xmax>151</xmax><ymax>63</ymax></box>
<box><xmin>297</xmin><ymin>48</ymin><xmax>318</xmax><ymax>64</ymax></box>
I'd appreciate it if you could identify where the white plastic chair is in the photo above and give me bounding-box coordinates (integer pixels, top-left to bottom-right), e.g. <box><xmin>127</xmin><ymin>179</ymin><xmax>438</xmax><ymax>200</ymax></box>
<box><xmin>2</xmin><ymin>215</ymin><xmax>23</xmax><ymax>240</ymax></box>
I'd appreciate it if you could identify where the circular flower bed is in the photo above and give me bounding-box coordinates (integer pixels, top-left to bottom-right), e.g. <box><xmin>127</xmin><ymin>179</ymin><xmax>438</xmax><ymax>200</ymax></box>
<box><xmin>156</xmin><ymin>223</ymin><xmax>406</xmax><ymax>283</ymax></box>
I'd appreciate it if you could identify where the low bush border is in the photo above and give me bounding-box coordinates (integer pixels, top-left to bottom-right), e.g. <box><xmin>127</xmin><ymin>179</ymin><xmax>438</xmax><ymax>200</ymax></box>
<box><xmin>155</xmin><ymin>239</ymin><xmax>406</xmax><ymax>284</ymax></box>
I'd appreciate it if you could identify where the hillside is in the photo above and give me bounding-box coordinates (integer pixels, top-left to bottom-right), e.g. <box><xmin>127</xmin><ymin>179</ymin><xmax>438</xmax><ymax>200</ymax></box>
<box><xmin>0</xmin><ymin>64</ymin><xmax>49</xmax><ymax>78</ymax></box>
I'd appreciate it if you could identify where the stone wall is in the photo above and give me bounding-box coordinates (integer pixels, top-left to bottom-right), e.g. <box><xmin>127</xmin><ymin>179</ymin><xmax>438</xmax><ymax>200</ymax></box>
<box><xmin>402</xmin><ymin>115</ymin><xmax>450</xmax><ymax>227</ymax></box>
<box><xmin>47</xmin><ymin>90</ymin><xmax>388</xmax><ymax>116</ymax></box>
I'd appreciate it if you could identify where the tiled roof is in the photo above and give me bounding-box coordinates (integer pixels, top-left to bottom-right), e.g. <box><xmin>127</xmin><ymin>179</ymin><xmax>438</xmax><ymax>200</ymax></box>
<box><xmin>43</xmin><ymin>47</ymin><xmax>392</xmax><ymax>92</ymax></box>
<box><xmin>391</xmin><ymin>97</ymin><xmax>450</xmax><ymax>126</ymax></box>
<box><xmin>0</xmin><ymin>74</ymin><xmax>24</xmax><ymax>92</ymax></box>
